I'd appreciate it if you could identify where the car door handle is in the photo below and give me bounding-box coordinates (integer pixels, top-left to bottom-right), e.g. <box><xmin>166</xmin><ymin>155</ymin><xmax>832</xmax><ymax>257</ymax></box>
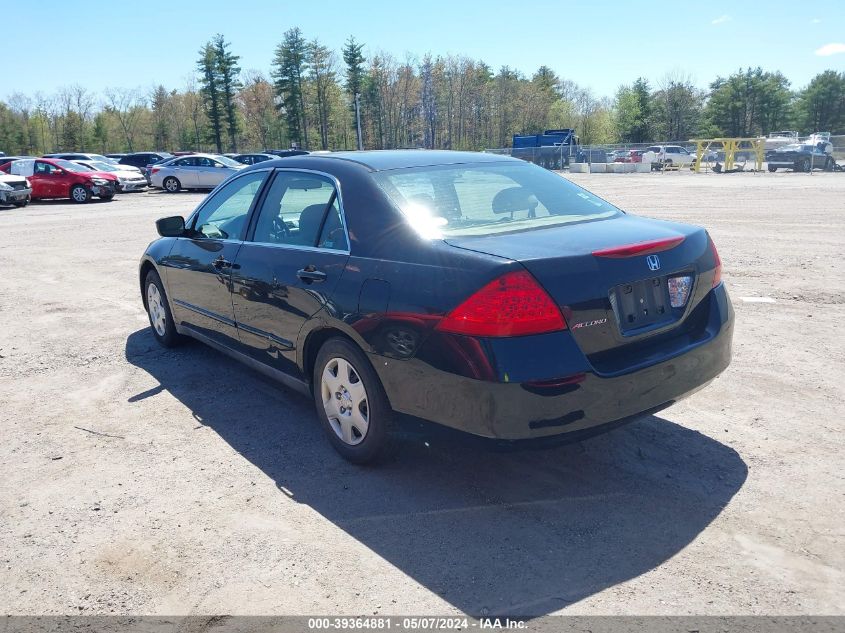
<box><xmin>212</xmin><ymin>257</ymin><xmax>233</xmax><ymax>270</ymax></box>
<box><xmin>297</xmin><ymin>266</ymin><xmax>327</xmax><ymax>283</ymax></box>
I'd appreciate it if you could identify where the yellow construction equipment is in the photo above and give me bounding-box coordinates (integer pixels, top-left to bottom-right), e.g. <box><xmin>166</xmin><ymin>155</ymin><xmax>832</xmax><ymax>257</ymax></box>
<box><xmin>689</xmin><ymin>137</ymin><xmax>765</xmax><ymax>173</ymax></box>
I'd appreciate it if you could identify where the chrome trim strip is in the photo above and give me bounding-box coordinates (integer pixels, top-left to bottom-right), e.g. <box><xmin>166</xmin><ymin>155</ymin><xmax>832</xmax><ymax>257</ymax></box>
<box><xmin>175</xmin><ymin>323</ymin><xmax>310</xmax><ymax>396</ymax></box>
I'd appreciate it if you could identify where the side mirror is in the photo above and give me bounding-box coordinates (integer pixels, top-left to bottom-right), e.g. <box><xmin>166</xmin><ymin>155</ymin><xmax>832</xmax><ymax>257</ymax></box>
<box><xmin>156</xmin><ymin>215</ymin><xmax>186</xmax><ymax>237</ymax></box>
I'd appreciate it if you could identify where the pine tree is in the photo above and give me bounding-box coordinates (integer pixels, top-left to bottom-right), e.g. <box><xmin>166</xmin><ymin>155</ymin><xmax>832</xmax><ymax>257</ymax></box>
<box><xmin>272</xmin><ymin>28</ymin><xmax>309</xmax><ymax>149</ymax></box>
<box><xmin>212</xmin><ymin>34</ymin><xmax>242</xmax><ymax>152</ymax></box>
<box><xmin>197</xmin><ymin>42</ymin><xmax>223</xmax><ymax>152</ymax></box>
<box><xmin>342</xmin><ymin>36</ymin><xmax>366</xmax><ymax>144</ymax></box>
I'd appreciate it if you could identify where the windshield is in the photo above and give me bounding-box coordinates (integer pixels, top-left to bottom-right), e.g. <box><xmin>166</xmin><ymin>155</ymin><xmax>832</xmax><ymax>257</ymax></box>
<box><xmin>374</xmin><ymin>162</ymin><xmax>621</xmax><ymax>238</ymax></box>
<box><xmin>213</xmin><ymin>155</ymin><xmax>242</xmax><ymax>167</ymax></box>
<box><xmin>55</xmin><ymin>159</ymin><xmax>91</xmax><ymax>173</ymax></box>
<box><xmin>89</xmin><ymin>161</ymin><xmax>119</xmax><ymax>172</ymax></box>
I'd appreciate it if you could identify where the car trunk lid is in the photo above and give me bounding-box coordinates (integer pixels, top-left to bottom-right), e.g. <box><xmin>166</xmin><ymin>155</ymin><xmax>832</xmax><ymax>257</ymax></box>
<box><xmin>445</xmin><ymin>215</ymin><xmax>716</xmax><ymax>369</ymax></box>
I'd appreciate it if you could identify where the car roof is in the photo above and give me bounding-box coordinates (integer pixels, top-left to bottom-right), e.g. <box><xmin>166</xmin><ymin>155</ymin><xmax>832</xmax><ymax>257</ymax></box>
<box><xmin>292</xmin><ymin>149</ymin><xmax>520</xmax><ymax>171</ymax></box>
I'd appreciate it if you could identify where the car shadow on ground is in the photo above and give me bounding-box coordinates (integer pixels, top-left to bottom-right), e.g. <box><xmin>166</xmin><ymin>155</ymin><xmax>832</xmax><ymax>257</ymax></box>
<box><xmin>125</xmin><ymin>328</ymin><xmax>747</xmax><ymax>616</ymax></box>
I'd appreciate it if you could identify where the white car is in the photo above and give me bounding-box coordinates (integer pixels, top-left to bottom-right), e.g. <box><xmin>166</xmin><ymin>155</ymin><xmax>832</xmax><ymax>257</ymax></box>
<box><xmin>43</xmin><ymin>152</ymin><xmax>118</xmax><ymax>164</ymax></box>
<box><xmin>0</xmin><ymin>172</ymin><xmax>32</xmax><ymax>207</ymax></box>
<box><xmin>150</xmin><ymin>153</ymin><xmax>245</xmax><ymax>192</ymax></box>
<box><xmin>72</xmin><ymin>160</ymin><xmax>148</xmax><ymax>192</ymax></box>
<box><xmin>645</xmin><ymin>145</ymin><xmax>698</xmax><ymax>169</ymax></box>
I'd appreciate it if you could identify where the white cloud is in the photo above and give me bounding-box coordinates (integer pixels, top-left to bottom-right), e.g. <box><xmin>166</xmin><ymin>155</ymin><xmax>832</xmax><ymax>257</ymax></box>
<box><xmin>711</xmin><ymin>15</ymin><xmax>731</xmax><ymax>25</ymax></box>
<box><xmin>815</xmin><ymin>43</ymin><xmax>845</xmax><ymax>56</ymax></box>
<box><xmin>810</xmin><ymin>18</ymin><xmax>822</xmax><ymax>24</ymax></box>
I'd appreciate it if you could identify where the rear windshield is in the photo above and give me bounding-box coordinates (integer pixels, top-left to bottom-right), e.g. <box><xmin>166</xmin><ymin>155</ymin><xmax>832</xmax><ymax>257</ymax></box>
<box><xmin>373</xmin><ymin>162</ymin><xmax>621</xmax><ymax>237</ymax></box>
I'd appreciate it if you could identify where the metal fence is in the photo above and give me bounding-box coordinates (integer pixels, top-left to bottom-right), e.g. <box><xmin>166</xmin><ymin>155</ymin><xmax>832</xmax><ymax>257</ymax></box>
<box><xmin>485</xmin><ymin>135</ymin><xmax>845</xmax><ymax>171</ymax></box>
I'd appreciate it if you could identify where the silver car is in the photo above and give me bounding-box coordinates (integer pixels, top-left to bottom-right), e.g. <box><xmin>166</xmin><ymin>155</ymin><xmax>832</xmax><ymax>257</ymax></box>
<box><xmin>150</xmin><ymin>153</ymin><xmax>245</xmax><ymax>192</ymax></box>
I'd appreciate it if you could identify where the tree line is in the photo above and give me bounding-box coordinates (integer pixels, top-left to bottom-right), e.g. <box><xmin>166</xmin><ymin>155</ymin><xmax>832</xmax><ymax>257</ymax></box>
<box><xmin>1</xmin><ymin>30</ymin><xmax>844</xmax><ymax>156</ymax></box>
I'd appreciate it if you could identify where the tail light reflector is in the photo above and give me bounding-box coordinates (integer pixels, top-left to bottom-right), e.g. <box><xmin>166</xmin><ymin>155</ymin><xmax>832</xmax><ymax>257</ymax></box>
<box><xmin>592</xmin><ymin>236</ymin><xmax>685</xmax><ymax>258</ymax></box>
<box><xmin>436</xmin><ymin>271</ymin><xmax>566</xmax><ymax>337</ymax></box>
<box><xmin>151</xmin><ymin>167</ymin><xmax>160</xmax><ymax>175</ymax></box>
<box><xmin>710</xmin><ymin>237</ymin><xmax>722</xmax><ymax>287</ymax></box>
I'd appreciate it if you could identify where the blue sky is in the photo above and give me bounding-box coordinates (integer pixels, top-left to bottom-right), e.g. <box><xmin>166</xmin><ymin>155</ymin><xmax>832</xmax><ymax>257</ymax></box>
<box><xmin>3</xmin><ymin>0</ymin><xmax>843</xmax><ymax>101</ymax></box>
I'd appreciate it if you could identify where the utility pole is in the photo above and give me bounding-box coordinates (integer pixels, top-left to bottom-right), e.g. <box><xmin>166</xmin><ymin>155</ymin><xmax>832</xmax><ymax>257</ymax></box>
<box><xmin>354</xmin><ymin>92</ymin><xmax>363</xmax><ymax>151</ymax></box>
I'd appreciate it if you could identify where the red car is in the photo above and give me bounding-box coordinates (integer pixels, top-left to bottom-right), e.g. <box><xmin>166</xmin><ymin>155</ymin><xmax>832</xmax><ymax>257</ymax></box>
<box><xmin>0</xmin><ymin>157</ymin><xmax>118</xmax><ymax>203</ymax></box>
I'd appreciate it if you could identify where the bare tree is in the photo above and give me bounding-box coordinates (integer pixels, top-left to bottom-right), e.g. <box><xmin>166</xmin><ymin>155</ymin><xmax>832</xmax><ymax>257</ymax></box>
<box><xmin>104</xmin><ymin>87</ymin><xmax>144</xmax><ymax>152</ymax></box>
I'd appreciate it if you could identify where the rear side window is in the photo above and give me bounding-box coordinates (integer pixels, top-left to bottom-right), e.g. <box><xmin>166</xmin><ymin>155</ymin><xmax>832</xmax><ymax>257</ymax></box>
<box><xmin>374</xmin><ymin>162</ymin><xmax>620</xmax><ymax>238</ymax></box>
<box><xmin>251</xmin><ymin>172</ymin><xmax>345</xmax><ymax>249</ymax></box>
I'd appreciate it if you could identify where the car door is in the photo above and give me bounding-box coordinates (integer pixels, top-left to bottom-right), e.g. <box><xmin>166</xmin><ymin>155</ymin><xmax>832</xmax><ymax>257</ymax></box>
<box><xmin>230</xmin><ymin>169</ymin><xmax>350</xmax><ymax>376</ymax></box>
<box><xmin>161</xmin><ymin>169</ymin><xmax>270</xmax><ymax>347</ymax></box>
<box><xmin>31</xmin><ymin>160</ymin><xmax>59</xmax><ymax>197</ymax></box>
<box><xmin>192</xmin><ymin>157</ymin><xmax>219</xmax><ymax>188</ymax></box>
<box><xmin>170</xmin><ymin>157</ymin><xmax>199</xmax><ymax>187</ymax></box>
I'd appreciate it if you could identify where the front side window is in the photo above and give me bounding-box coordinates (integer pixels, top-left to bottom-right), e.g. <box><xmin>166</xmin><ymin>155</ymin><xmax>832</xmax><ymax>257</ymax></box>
<box><xmin>374</xmin><ymin>162</ymin><xmax>621</xmax><ymax>238</ymax></box>
<box><xmin>34</xmin><ymin>161</ymin><xmax>57</xmax><ymax>175</ymax></box>
<box><xmin>191</xmin><ymin>171</ymin><xmax>267</xmax><ymax>240</ymax></box>
<box><xmin>252</xmin><ymin>172</ymin><xmax>344</xmax><ymax>249</ymax></box>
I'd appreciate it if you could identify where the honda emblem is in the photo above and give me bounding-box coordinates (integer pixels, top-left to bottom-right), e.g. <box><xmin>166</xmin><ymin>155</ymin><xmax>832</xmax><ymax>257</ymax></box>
<box><xmin>646</xmin><ymin>254</ymin><xmax>661</xmax><ymax>271</ymax></box>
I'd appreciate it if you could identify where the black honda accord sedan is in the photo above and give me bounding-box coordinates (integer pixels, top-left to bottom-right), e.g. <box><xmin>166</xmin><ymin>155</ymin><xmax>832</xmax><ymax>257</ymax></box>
<box><xmin>140</xmin><ymin>150</ymin><xmax>733</xmax><ymax>463</ymax></box>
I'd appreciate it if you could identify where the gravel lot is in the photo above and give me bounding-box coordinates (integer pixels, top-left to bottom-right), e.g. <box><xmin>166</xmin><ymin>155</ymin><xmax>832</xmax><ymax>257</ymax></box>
<box><xmin>0</xmin><ymin>172</ymin><xmax>843</xmax><ymax>616</ymax></box>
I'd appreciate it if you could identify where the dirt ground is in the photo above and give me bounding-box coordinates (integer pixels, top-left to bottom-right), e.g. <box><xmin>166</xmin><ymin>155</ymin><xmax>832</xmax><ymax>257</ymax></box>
<box><xmin>0</xmin><ymin>171</ymin><xmax>843</xmax><ymax>616</ymax></box>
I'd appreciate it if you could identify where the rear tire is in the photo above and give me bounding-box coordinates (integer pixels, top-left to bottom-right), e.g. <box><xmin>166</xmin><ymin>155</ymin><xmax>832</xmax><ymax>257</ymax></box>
<box><xmin>144</xmin><ymin>269</ymin><xmax>182</xmax><ymax>348</ymax></box>
<box><xmin>768</xmin><ymin>165</ymin><xmax>777</xmax><ymax>173</ymax></box>
<box><xmin>797</xmin><ymin>158</ymin><xmax>811</xmax><ymax>173</ymax></box>
<box><xmin>313</xmin><ymin>338</ymin><xmax>393</xmax><ymax>464</ymax></box>
<box><xmin>70</xmin><ymin>184</ymin><xmax>91</xmax><ymax>204</ymax></box>
<box><xmin>99</xmin><ymin>193</ymin><xmax>114</xmax><ymax>201</ymax></box>
<box><xmin>13</xmin><ymin>197</ymin><xmax>29</xmax><ymax>207</ymax></box>
<box><xmin>163</xmin><ymin>177</ymin><xmax>181</xmax><ymax>193</ymax></box>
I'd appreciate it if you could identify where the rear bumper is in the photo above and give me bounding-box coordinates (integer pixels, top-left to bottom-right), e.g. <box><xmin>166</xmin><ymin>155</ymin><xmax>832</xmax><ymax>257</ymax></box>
<box><xmin>373</xmin><ymin>284</ymin><xmax>733</xmax><ymax>440</ymax></box>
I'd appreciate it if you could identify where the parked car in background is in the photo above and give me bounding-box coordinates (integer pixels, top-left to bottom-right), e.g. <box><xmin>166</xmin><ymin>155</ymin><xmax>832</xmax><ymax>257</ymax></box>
<box><xmin>119</xmin><ymin>152</ymin><xmax>174</xmax><ymax>183</ymax></box>
<box><xmin>150</xmin><ymin>153</ymin><xmax>245</xmax><ymax>192</ymax></box>
<box><xmin>629</xmin><ymin>149</ymin><xmax>645</xmax><ymax>163</ymax></box>
<box><xmin>72</xmin><ymin>160</ymin><xmax>148</xmax><ymax>192</ymax></box>
<box><xmin>646</xmin><ymin>145</ymin><xmax>697</xmax><ymax>169</ymax></box>
<box><xmin>0</xmin><ymin>155</ymin><xmax>37</xmax><ymax>163</ymax></box>
<box><xmin>264</xmin><ymin>149</ymin><xmax>310</xmax><ymax>158</ymax></box>
<box><xmin>105</xmin><ymin>153</ymin><xmax>127</xmax><ymax>160</ymax></box>
<box><xmin>0</xmin><ymin>171</ymin><xmax>32</xmax><ymax>207</ymax></box>
<box><xmin>43</xmin><ymin>152</ymin><xmax>117</xmax><ymax>164</ymax></box>
<box><xmin>233</xmin><ymin>153</ymin><xmax>277</xmax><ymax>165</ymax></box>
<box><xmin>765</xmin><ymin>144</ymin><xmax>836</xmax><ymax>172</ymax></box>
<box><xmin>612</xmin><ymin>150</ymin><xmax>633</xmax><ymax>163</ymax></box>
<box><xmin>0</xmin><ymin>158</ymin><xmax>118</xmax><ymax>203</ymax></box>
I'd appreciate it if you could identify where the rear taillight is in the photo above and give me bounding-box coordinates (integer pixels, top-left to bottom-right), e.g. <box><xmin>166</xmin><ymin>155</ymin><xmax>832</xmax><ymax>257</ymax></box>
<box><xmin>709</xmin><ymin>237</ymin><xmax>722</xmax><ymax>287</ymax></box>
<box><xmin>435</xmin><ymin>271</ymin><xmax>566</xmax><ymax>337</ymax></box>
<box><xmin>151</xmin><ymin>167</ymin><xmax>160</xmax><ymax>174</ymax></box>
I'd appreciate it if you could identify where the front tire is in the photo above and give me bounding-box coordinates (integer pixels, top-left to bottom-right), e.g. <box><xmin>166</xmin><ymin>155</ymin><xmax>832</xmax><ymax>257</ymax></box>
<box><xmin>313</xmin><ymin>338</ymin><xmax>393</xmax><ymax>464</ymax></box>
<box><xmin>70</xmin><ymin>184</ymin><xmax>91</xmax><ymax>203</ymax></box>
<box><xmin>13</xmin><ymin>197</ymin><xmax>29</xmax><ymax>207</ymax></box>
<box><xmin>99</xmin><ymin>193</ymin><xmax>114</xmax><ymax>201</ymax></box>
<box><xmin>144</xmin><ymin>269</ymin><xmax>181</xmax><ymax>347</ymax></box>
<box><xmin>768</xmin><ymin>165</ymin><xmax>777</xmax><ymax>172</ymax></box>
<box><xmin>163</xmin><ymin>177</ymin><xmax>181</xmax><ymax>193</ymax></box>
<box><xmin>797</xmin><ymin>158</ymin><xmax>811</xmax><ymax>173</ymax></box>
